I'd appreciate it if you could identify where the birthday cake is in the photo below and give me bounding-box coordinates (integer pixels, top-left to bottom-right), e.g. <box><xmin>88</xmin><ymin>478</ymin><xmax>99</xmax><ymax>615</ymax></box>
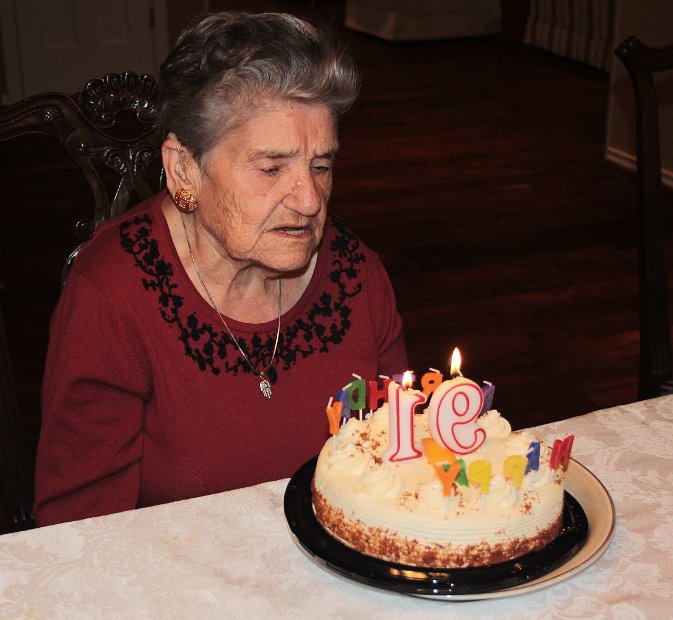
<box><xmin>312</xmin><ymin>371</ymin><xmax>573</xmax><ymax>568</ymax></box>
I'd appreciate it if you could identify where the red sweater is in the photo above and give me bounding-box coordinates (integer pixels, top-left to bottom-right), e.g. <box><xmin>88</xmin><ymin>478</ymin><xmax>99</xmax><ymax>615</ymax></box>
<box><xmin>34</xmin><ymin>194</ymin><xmax>407</xmax><ymax>526</ymax></box>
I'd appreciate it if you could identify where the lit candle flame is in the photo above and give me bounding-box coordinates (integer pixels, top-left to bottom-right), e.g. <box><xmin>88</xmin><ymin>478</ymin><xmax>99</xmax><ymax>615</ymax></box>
<box><xmin>402</xmin><ymin>370</ymin><xmax>413</xmax><ymax>389</ymax></box>
<box><xmin>450</xmin><ymin>347</ymin><xmax>462</xmax><ymax>377</ymax></box>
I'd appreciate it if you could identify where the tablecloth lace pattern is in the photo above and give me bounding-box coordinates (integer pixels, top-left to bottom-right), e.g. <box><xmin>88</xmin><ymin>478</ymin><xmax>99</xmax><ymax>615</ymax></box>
<box><xmin>1</xmin><ymin>397</ymin><xmax>673</xmax><ymax>618</ymax></box>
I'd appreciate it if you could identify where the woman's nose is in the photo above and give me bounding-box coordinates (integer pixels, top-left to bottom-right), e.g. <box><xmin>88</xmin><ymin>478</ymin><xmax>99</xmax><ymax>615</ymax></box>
<box><xmin>285</xmin><ymin>173</ymin><xmax>323</xmax><ymax>215</ymax></box>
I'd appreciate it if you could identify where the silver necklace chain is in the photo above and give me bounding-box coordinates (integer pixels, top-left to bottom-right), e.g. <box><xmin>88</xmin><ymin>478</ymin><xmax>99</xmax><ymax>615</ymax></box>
<box><xmin>181</xmin><ymin>215</ymin><xmax>281</xmax><ymax>399</ymax></box>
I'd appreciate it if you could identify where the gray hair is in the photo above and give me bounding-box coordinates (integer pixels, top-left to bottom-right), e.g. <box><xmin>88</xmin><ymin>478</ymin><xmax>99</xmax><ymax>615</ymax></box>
<box><xmin>157</xmin><ymin>12</ymin><xmax>360</xmax><ymax>163</ymax></box>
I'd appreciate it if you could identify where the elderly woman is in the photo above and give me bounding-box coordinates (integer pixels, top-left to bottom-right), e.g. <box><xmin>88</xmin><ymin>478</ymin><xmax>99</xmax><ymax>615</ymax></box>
<box><xmin>34</xmin><ymin>12</ymin><xmax>407</xmax><ymax>526</ymax></box>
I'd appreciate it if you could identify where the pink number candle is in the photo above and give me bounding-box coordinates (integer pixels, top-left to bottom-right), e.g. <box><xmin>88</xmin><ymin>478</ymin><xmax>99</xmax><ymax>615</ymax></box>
<box><xmin>427</xmin><ymin>349</ymin><xmax>485</xmax><ymax>455</ymax></box>
<box><xmin>382</xmin><ymin>371</ymin><xmax>427</xmax><ymax>462</ymax></box>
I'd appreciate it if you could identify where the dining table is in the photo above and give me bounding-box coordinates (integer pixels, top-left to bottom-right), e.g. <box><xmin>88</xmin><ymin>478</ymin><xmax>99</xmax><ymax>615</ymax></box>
<box><xmin>1</xmin><ymin>395</ymin><xmax>673</xmax><ymax>619</ymax></box>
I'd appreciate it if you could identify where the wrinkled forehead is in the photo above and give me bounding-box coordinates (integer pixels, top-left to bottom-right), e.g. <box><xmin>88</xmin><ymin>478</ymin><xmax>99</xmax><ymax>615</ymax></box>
<box><xmin>199</xmin><ymin>95</ymin><xmax>339</xmax><ymax>166</ymax></box>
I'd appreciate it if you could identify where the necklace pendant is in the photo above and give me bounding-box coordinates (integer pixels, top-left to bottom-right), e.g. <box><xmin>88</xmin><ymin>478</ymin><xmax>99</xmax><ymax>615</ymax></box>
<box><xmin>259</xmin><ymin>374</ymin><xmax>273</xmax><ymax>399</ymax></box>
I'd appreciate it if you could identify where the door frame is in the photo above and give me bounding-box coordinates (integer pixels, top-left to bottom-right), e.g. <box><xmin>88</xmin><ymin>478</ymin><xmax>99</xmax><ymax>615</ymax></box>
<box><xmin>0</xmin><ymin>0</ymin><xmax>169</xmax><ymax>105</ymax></box>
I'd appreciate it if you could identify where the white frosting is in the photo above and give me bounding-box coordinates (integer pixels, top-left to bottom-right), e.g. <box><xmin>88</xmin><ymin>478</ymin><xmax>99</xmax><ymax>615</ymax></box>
<box><xmin>527</xmin><ymin>462</ymin><xmax>554</xmax><ymax>489</ymax></box>
<box><xmin>359</xmin><ymin>462</ymin><xmax>402</xmax><ymax>499</ymax></box>
<box><xmin>334</xmin><ymin>417</ymin><xmax>364</xmax><ymax>449</ymax></box>
<box><xmin>323</xmin><ymin>444</ymin><xmax>371</xmax><ymax>475</ymax></box>
<box><xmin>482</xmin><ymin>473</ymin><xmax>518</xmax><ymax>509</ymax></box>
<box><xmin>366</xmin><ymin>405</ymin><xmax>389</xmax><ymax>433</ymax></box>
<box><xmin>477</xmin><ymin>409</ymin><xmax>511</xmax><ymax>438</ymax></box>
<box><xmin>313</xmin><ymin>407</ymin><xmax>566</xmax><ymax>564</ymax></box>
<box><xmin>416</xmin><ymin>479</ymin><xmax>445</xmax><ymax>512</ymax></box>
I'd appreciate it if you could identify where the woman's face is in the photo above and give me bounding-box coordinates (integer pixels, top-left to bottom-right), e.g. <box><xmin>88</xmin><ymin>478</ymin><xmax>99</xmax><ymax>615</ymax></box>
<box><xmin>194</xmin><ymin>98</ymin><xmax>338</xmax><ymax>274</ymax></box>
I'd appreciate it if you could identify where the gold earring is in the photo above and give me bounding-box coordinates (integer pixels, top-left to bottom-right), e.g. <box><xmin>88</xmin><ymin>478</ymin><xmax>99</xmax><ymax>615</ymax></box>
<box><xmin>173</xmin><ymin>188</ymin><xmax>199</xmax><ymax>213</ymax></box>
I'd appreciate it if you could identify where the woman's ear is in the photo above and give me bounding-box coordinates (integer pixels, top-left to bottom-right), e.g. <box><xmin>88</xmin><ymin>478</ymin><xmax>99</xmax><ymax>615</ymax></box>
<box><xmin>162</xmin><ymin>133</ymin><xmax>199</xmax><ymax>197</ymax></box>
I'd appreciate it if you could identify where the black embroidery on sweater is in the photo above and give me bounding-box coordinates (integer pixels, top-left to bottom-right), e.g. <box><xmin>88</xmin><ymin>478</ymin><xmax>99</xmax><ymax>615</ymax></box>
<box><xmin>119</xmin><ymin>214</ymin><xmax>365</xmax><ymax>378</ymax></box>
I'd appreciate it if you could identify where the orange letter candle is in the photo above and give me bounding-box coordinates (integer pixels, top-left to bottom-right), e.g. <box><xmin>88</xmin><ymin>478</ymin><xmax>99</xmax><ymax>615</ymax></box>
<box><xmin>421</xmin><ymin>369</ymin><xmax>443</xmax><ymax>395</ymax></box>
<box><xmin>325</xmin><ymin>399</ymin><xmax>343</xmax><ymax>436</ymax></box>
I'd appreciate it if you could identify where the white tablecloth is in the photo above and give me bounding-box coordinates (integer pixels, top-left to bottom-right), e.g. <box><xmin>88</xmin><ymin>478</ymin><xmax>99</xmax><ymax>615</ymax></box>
<box><xmin>2</xmin><ymin>397</ymin><xmax>673</xmax><ymax>618</ymax></box>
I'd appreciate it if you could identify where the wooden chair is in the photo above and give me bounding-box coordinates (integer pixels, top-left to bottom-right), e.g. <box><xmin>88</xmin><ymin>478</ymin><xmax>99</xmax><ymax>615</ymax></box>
<box><xmin>0</xmin><ymin>71</ymin><xmax>162</xmax><ymax>284</ymax></box>
<box><xmin>0</xmin><ymin>72</ymin><xmax>161</xmax><ymax>532</ymax></box>
<box><xmin>615</xmin><ymin>37</ymin><xmax>673</xmax><ymax>400</ymax></box>
<box><xmin>0</xmin><ymin>285</ymin><xmax>34</xmax><ymax>531</ymax></box>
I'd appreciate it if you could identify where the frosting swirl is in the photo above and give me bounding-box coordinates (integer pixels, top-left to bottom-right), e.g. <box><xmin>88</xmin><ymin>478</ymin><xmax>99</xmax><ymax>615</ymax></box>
<box><xmin>503</xmin><ymin>430</ymin><xmax>535</xmax><ymax>455</ymax></box>
<box><xmin>530</xmin><ymin>463</ymin><xmax>553</xmax><ymax>488</ymax></box>
<box><xmin>367</xmin><ymin>406</ymin><xmax>389</xmax><ymax>434</ymax></box>
<box><xmin>482</xmin><ymin>473</ymin><xmax>518</xmax><ymax>508</ymax></box>
<box><xmin>416</xmin><ymin>479</ymin><xmax>445</xmax><ymax>512</ymax></box>
<box><xmin>359</xmin><ymin>463</ymin><xmax>402</xmax><ymax>499</ymax></box>
<box><xmin>477</xmin><ymin>410</ymin><xmax>511</xmax><ymax>438</ymax></box>
<box><xmin>335</xmin><ymin>417</ymin><xmax>365</xmax><ymax>450</ymax></box>
<box><xmin>324</xmin><ymin>445</ymin><xmax>371</xmax><ymax>475</ymax></box>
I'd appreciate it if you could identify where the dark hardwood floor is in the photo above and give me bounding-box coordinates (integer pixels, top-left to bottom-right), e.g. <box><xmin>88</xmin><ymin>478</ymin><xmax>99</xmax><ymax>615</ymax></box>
<box><xmin>1</xmin><ymin>0</ymin><xmax>669</xmax><ymax>513</ymax></box>
<box><xmin>329</xmin><ymin>30</ymin><xmax>648</xmax><ymax>430</ymax></box>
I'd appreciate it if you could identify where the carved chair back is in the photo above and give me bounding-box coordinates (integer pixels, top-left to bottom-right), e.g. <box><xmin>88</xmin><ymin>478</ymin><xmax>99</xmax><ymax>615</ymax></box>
<box><xmin>0</xmin><ymin>71</ymin><xmax>162</xmax><ymax>283</ymax></box>
<box><xmin>615</xmin><ymin>37</ymin><xmax>673</xmax><ymax>399</ymax></box>
<box><xmin>0</xmin><ymin>72</ymin><xmax>161</xmax><ymax>532</ymax></box>
<box><xmin>0</xmin><ymin>285</ymin><xmax>34</xmax><ymax>532</ymax></box>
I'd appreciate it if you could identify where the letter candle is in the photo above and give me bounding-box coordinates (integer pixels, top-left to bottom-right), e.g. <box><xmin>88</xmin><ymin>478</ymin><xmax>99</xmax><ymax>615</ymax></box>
<box><xmin>367</xmin><ymin>375</ymin><xmax>390</xmax><ymax>414</ymax></box>
<box><xmin>470</xmin><ymin>460</ymin><xmax>491</xmax><ymax>513</ymax></box>
<box><xmin>325</xmin><ymin>397</ymin><xmax>342</xmax><ymax>450</ymax></box>
<box><xmin>455</xmin><ymin>459</ymin><xmax>469</xmax><ymax>487</ymax></box>
<box><xmin>422</xmin><ymin>437</ymin><xmax>456</xmax><ymax>467</ymax></box>
<box><xmin>382</xmin><ymin>371</ymin><xmax>427</xmax><ymax>462</ymax></box>
<box><xmin>427</xmin><ymin>348</ymin><xmax>486</xmax><ymax>455</ymax></box>
<box><xmin>525</xmin><ymin>441</ymin><xmax>541</xmax><ymax>474</ymax></box>
<box><xmin>468</xmin><ymin>460</ymin><xmax>492</xmax><ymax>494</ymax></box>
<box><xmin>337</xmin><ymin>385</ymin><xmax>351</xmax><ymax>427</ymax></box>
<box><xmin>348</xmin><ymin>374</ymin><xmax>367</xmax><ymax>421</ymax></box>
<box><xmin>550</xmin><ymin>435</ymin><xmax>575</xmax><ymax>470</ymax></box>
<box><xmin>503</xmin><ymin>454</ymin><xmax>527</xmax><ymax>489</ymax></box>
<box><xmin>435</xmin><ymin>462</ymin><xmax>462</xmax><ymax>497</ymax></box>
<box><xmin>480</xmin><ymin>381</ymin><xmax>495</xmax><ymax>415</ymax></box>
<box><xmin>421</xmin><ymin>368</ymin><xmax>443</xmax><ymax>395</ymax></box>
<box><xmin>422</xmin><ymin>439</ymin><xmax>460</xmax><ymax>496</ymax></box>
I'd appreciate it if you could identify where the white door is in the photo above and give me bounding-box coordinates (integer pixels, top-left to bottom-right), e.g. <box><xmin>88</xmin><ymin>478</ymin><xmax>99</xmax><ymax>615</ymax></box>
<box><xmin>1</xmin><ymin>0</ymin><xmax>168</xmax><ymax>104</ymax></box>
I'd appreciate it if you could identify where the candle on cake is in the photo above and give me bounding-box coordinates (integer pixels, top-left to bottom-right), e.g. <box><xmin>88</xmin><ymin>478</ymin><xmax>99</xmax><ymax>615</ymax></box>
<box><xmin>382</xmin><ymin>370</ymin><xmax>427</xmax><ymax>462</ymax></box>
<box><xmin>467</xmin><ymin>460</ymin><xmax>492</xmax><ymax>494</ymax></box>
<box><xmin>427</xmin><ymin>348</ymin><xmax>486</xmax><ymax>455</ymax></box>
<box><xmin>336</xmin><ymin>384</ymin><xmax>351</xmax><ymax>427</ymax></box>
<box><xmin>347</xmin><ymin>373</ymin><xmax>367</xmax><ymax>421</ymax></box>
<box><xmin>367</xmin><ymin>375</ymin><xmax>390</xmax><ymax>415</ymax></box>
<box><xmin>480</xmin><ymin>380</ymin><xmax>495</xmax><ymax>415</ymax></box>
<box><xmin>503</xmin><ymin>454</ymin><xmax>527</xmax><ymax>489</ymax></box>
<box><xmin>550</xmin><ymin>435</ymin><xmax>575</xmax><ymax>471</ymax></box>
<box><xmin>420</xmin><ymin>367</ymin><xmax>443</xmax><ymax>396</ymax></box>
<box><xmin>325</xmin><ymin>397</ymin><xmax>342</xmax><ymax>450</ymax></box>
<box><xmin>525</xmin><ymin>440</ymin><xmax>541</xmax><ymax>474</ymax></box>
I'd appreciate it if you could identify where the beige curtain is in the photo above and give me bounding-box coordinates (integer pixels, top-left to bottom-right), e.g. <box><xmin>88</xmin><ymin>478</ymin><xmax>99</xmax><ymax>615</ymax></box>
<box><xmin>524</xmin><ymin>0</ymin><xmax>616</xmax><ymax>71</ymax></box>
<box><xmin>345</xmin><ymin>0</ymin><xmax>501</xmax><ymax>42</ymax></box>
